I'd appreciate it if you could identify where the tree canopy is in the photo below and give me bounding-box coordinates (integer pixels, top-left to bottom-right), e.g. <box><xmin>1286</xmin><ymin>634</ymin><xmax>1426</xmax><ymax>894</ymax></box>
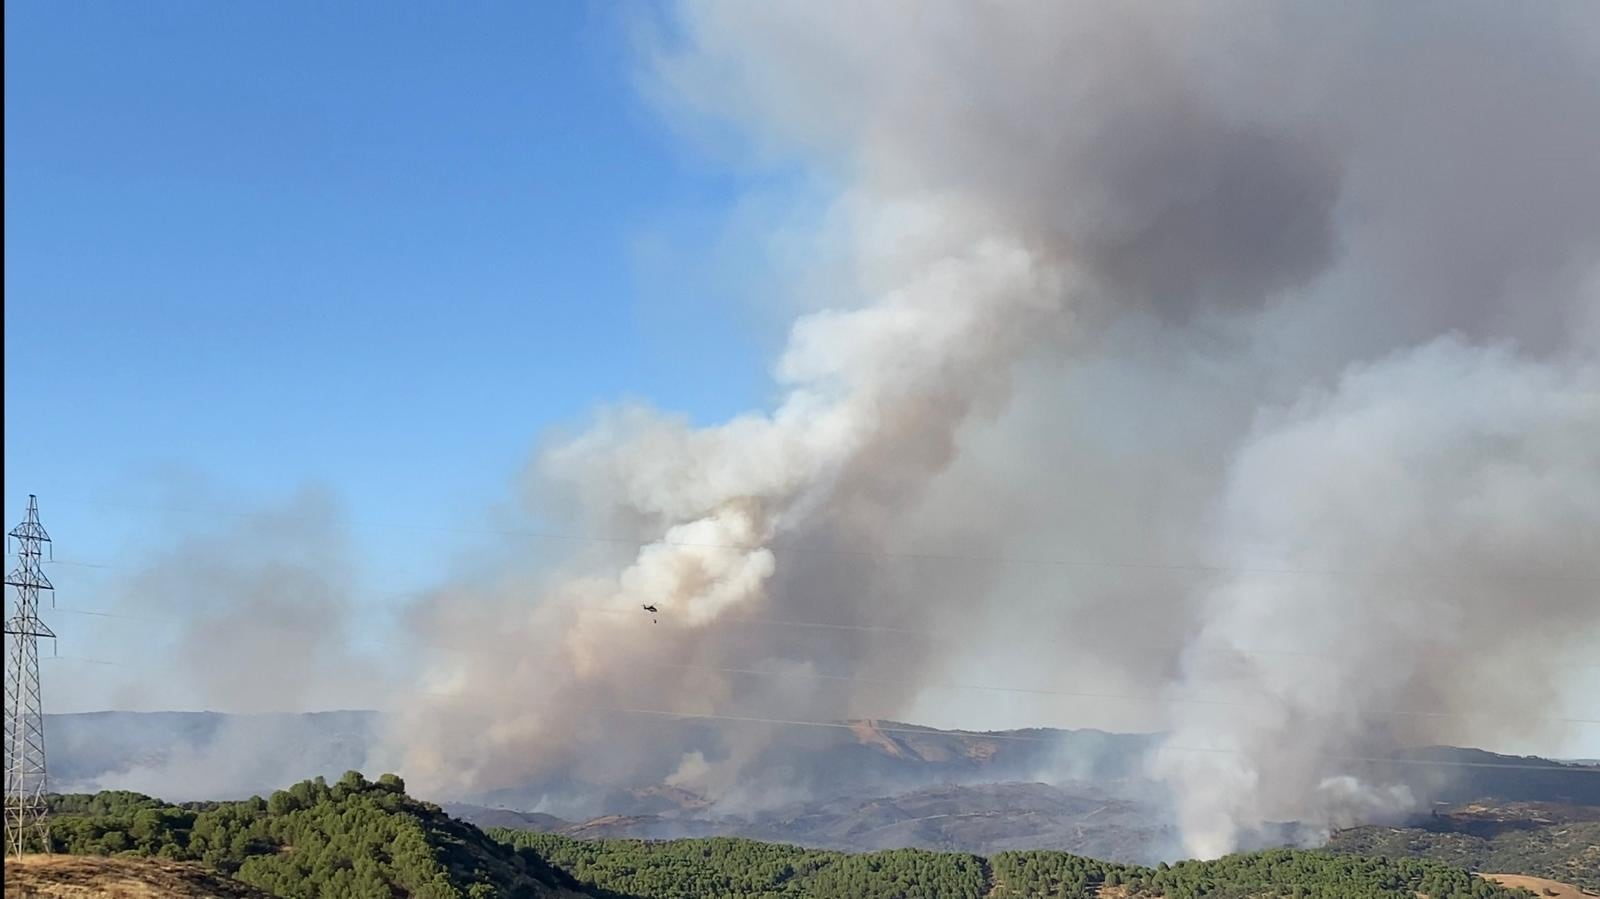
<box><xmin>38</xmin><ymin>772</ymin><xmax>577</xmax><ymax>899</ymax></box>
<box><xmin>16</xmin><ymin>777</ymin><xmax>1541</xmax><ymax>899</ymax></box>
<box><xmin>498</xmin><ymin>830</ymin><xmax>1538</xmax><ymax>899</ymax></box>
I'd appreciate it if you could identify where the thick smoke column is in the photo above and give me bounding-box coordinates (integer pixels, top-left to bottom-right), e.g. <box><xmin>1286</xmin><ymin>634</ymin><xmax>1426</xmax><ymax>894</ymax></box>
<box><xmin>398</xmin><ymin>242</ymin><xmax>1067</xmax><ymax>793</ymax></box>
<box><xmin>1152</xmin><ymin>342</ymin><xmax>1600</xmax><ymax>855</ymax></box>
<box><xmin>395</xmin><ymin>0</ymin><xmax>1600</xmax><ymax>855</ymax></box>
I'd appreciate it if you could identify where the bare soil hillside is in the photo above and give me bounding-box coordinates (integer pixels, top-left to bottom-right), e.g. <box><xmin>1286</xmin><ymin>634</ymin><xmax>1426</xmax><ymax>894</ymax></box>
<box><xmin>3</xmin><ymin>854</ymin><xmax>273</xmax><ymax>899</ymax></box>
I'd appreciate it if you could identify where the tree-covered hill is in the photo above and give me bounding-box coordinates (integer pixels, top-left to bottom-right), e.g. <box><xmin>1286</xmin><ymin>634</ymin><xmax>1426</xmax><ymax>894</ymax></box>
<box><xmin>12</xmin><ymin>776</ymin><xmax>1549</xmax><ymax>899</ymax></box>
<box><xmin>497</xmin><ymin>830</ymin><xmax>1539</xmax><ymax>899</ymax></box>
<box><xmin>1327</xmin><ymin>813</ymin><xmax>1600</xmax><ymax>893</ymax></box>
<box><xmin>988</xmin><ymin>848</ymin><xmax>1543</xmax><ymax>899</ymax></box>
<box><xmin>35</xmin><ymin>773</ymin><xmax>586</xmax><ymax>899</ymax></box>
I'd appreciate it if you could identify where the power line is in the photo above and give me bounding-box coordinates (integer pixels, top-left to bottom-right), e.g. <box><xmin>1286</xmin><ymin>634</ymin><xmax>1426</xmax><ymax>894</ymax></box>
<box><xmin>40</xmin><ymin>596</ymin><xmax>1600</xmax><ymax>677</ymax></box>
<box><xmin>21</xmin><ymin>539</ymin><xmax>1598</xmax><ymax>731</ymax></box>
<box><xmin>613</xmin><ymin>658</ymin><xmax>1600</xmax><ymax>726</ymax></box>
<box><xmin>31</xmin><ymin>665</ymin><xmax>1600</xmax><ymax>775</ymax></box>
<box><xmin>25</xmin><ymin>546</ymin><xmax>1600</xmax><ymax>683</ymax></box>
<box><xmin>30</xmin><ymin>560</ymin><xmax>114</xmax><ymax>570</ymax></box>
<box><xmin>51</xmin><ymin>607</ymin><xmax>161</xmax><ymax>622</ymax></box>
<box><xmin>5</xmin><ymin>495</ymin><xmax>56</xmax><ymax>857</ymax></box>
<box><xmin>23</xmin><ymin>498</ymin><xmax>1600</xmax><ymax>585</ymax></box>
<box><xmin>39</xmin><ymin>637</ymin><xmax>1600</xmax><ymax>727</ymax></box>
<box><xmin>44</xmin><ymin>656</ymin><xmax>122</xmax><ymax>668</ymax></box>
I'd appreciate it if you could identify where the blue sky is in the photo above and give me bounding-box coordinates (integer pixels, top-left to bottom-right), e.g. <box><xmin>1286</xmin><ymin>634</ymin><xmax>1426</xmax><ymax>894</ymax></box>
<box><xmin>4</xmin><ymin>3</ymin><xmax>798</xmax><ymax>643</ymax></box>
<box><xmin>3</xmin><ymin>2</ymin><xmax>823</xmax><ymax>707</ymax></box>
<box><xmin>7</xmin><ymin>3</ymin><xmax>1595</xmax><ymax>766</ymax></box>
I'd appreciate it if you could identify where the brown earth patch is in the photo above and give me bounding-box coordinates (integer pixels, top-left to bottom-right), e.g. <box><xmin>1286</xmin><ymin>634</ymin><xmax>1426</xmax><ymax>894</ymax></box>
<box><xmin>3</xmin><ymin>853</ymin><xmax>274</xmax><ymax>899</ymax></box>
<box><xmin>1481</xmin><ymin>873</ymin><xmax>1598</xmax><ymax>898</ymax></box>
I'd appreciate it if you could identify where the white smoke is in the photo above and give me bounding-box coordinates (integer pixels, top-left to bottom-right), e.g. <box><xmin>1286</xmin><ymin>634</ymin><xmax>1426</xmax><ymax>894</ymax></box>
<box><xmin>397</xmin><ymin>239</ymin><xmax>1067</xmax><ymax>792</ymax></box>
<box><xmin>1151</xmin><ymin>340</ymin><xmax>1599</xmax><ymax>855</ymax></box>
<box><xmin>387</xmin><ymin>0</ymin><xmax>1600</xmax><ymax>858</ymax></box>
<box><xmin>115</xmin><ymin>486</ymin><xmax>382</xmax><ymax>715</ymax></box>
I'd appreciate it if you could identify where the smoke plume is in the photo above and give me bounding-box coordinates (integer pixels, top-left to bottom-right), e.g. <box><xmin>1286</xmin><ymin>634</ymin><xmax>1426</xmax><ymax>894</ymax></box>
<box><xmin>391</xmin><ymin>0</ymin><xmax>1600</xmax><ymax>857</ymax></box>
<box><xmin>108</xmin><ymin>486</ymin><xmax>381</xmax><ymax>715</ymax></box>
<box><xmin>47</xmin><ymin>487</ymin><xmax>390</xmax><ymax>799</ymax></box>
<box><xmin>1151</xmin><ymin>341</ymin><xmax>1599</xmax><ymax>855</ymax></box>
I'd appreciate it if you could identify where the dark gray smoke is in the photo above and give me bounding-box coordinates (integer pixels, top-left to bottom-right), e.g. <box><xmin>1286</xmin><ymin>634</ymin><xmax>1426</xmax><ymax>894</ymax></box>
<box><xmin>375</xmin><ymin>0</ymin><xmax>1600</xmax><ymax>856</ymax></box>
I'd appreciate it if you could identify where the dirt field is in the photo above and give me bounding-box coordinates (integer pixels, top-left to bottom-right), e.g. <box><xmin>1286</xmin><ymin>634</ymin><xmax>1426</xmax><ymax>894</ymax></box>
<box><xmin>1482</xmin><ymin>873</ymin><xmax>1598</xmax><ymax>899</ymax></box>
<box><xmin>3</xmin><ymin>854</ymin><xmax>273</xmax><ymax>899</ymax></box>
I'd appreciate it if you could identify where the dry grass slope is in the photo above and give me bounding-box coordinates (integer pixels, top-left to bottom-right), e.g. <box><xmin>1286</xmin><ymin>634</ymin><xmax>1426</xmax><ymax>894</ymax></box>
<box><xmin>3</xmin><ymin>854</ymin><xmax>274</xmax><ymax>899</ymax></box>
<box><xmin>1481</xmin><ymin>873</ymin><xmax>1598</xmax><ymax>899</ymax></box>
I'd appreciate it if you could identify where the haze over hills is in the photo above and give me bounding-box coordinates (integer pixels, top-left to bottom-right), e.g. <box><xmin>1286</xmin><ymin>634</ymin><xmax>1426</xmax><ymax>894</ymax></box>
<box><xmin>452</xmin><ymin>781</ymin><xmax>1177</xmax><ymax>863</ymax></box>
<box><xmin>46</xmin><ymin>711</ymin><xmax>377</xmax><ymax>801</ymax></box>
<box><xmin>44</xmin><ymin>710</ymin><xmax>1599</xmax><ymax>865</ymax></box>
<box><xmin>45</xmin><ymin>712</ymin><xmax>1140</xmax><ymax>805</ymax></box>
<box><xmin>15</xmin><ymin>772</ymin><xmax>1559</xmax><ymax>899</ymax></box>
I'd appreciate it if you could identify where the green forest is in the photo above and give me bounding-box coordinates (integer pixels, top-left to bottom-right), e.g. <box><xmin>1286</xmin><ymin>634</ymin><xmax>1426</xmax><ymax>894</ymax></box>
<box><xmin>37</xmin><ymin>773</ymin><xmax>578</xmax><ymax>898</ymax></box>
<box><xmin>1328</xmin><ymin>819</ymin><xmax>1600</xmax><ymax>892</ymax></box>
<box><xmin>500</xmin><ymin>830</ymin><xmax>1535</xmax><ymax>899</ymax></box>
<box><xmin>9</xmin><ymin>774</ymin><xmax>1546</xmax><ymax>899</ymax></box>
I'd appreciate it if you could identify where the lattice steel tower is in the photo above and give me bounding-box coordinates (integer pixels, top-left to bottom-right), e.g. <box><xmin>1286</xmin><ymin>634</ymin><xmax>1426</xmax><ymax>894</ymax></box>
<box><xmin>5</xmin><ymin>495</ymin><xmax>55</xmax><ymax>857</ymax></box>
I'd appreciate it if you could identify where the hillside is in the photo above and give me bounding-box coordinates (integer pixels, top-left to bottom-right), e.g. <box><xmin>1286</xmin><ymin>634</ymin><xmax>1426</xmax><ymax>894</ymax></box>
<box><xmin>1481</xmin><ymin>875</ymin><xmax>1594</xmax><ymax>899</ymax></box>
<box><xmin>39</xmin><ymin>711</ymin><xmax>1600</xmax><ymax>888</ymax></box>
<box><xmin>453</xmin><ymin>781</ymin><xmax>1175</xmax><ymax>862</ymax></box>
<box><xmin>3</xmin><ymin>854</ymin><xmax>276</xmax><ymax>898</ymax></box>
<box><xmin>49</xmin><ymin>712</ymin><xmax>1597</xmax><ymax>849</ymax></box>
<box><xmin>37</xmin><ymin>774</ymin><xmax>589</xmax><ymax>898</ymax></box>
<box><xmin>495</xmin><ymin>831</ymin><xmax>1539</xmax><ymax>899</ymax></box>
<box><xmin>49</xmin><ymin>712</ymin><xmax>1596</xmax><ymax>806</ymax></box>
<box><xmin>43</xmin><ymin>713</ymin><xmax>1121</xmax><ymax>804</ymax></box>
<box><xmin>1361</xmin><ymin>750</ymin><xmax>1600</xmax><ymax>806</ymax></box>
<box><xmin>1328</xmin><ymin>801</ymin><xmax>1600</xmax><ymax>892</ymax></box>
<box><xmin>454</xmin><ymin>765</ymin><xmax>1599</xmax><ymax>865</ymax></box>
<box><xmin>19</xmin><ymin>776</ymin><xmax>1553</xmax><ymax>899</ymax></box>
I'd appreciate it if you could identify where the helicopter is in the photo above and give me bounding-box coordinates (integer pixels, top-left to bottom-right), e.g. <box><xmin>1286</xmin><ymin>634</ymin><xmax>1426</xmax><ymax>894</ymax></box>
<box><xmin>642</xmin><ymin>603</ymin><xmax>659</xmax><ymax>624</ymax></box>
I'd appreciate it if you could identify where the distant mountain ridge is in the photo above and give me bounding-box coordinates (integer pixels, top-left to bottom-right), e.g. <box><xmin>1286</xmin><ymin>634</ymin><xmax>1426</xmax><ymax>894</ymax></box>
<box><xmin>45</xmin><ymin>710</ymin><xmax>378</xmax><ymax>800</ymax></box>
<box><xmin>43</xmin><ymin>711</ymin><xmax>1153</xmax><ymax>804</ymax></box>
<box><xmin>45</xmin><ymin>709</ymin><xmax>1599</xmax><ymax>862</ymax></box>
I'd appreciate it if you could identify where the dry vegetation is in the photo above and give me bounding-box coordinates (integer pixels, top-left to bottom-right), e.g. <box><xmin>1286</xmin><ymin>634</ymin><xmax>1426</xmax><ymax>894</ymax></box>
<box><xmin>1480</xmin><ymin>874</ymin><xmax>1597</xmax><ymax>899</ymax></box>
<box><xmin>4</xmin><ymin>853</ymin><xmax>273</xmax><ymax>899</ymax></box>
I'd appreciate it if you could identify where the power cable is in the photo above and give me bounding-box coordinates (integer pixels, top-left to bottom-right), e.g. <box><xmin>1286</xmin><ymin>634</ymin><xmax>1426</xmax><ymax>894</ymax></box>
<box><xmin>40</xmin><ymin>635</ymin><xmax>1600</xmax><ymax>727</ymax></box>
<box><xmin>19</xmin><ymin>497</ymin><xmax>1600</xmax><ymax>584</ymax></box>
